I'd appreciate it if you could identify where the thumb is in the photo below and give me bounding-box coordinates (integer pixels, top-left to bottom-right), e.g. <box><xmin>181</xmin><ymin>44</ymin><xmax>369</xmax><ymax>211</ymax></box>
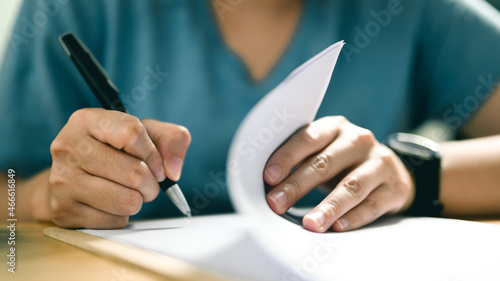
<box><xmin>141</xmin><ymin>119</ymin><xmax>191</xmax><ymax>181</ymax></box>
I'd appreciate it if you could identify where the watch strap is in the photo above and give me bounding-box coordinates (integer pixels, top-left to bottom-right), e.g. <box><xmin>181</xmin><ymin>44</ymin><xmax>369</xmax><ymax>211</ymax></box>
<box><xmin>397</xmin><ymin>152</ymin><xmax>443</xmax><ymax>217</ymax></box>
<box><xmin>386</xmin><ymin>133</ymin><xmax>443</xmax><ymax>217</ymax></box>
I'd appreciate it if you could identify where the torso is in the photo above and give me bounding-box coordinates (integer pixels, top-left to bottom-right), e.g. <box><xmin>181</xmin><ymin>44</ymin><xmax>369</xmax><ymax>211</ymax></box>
<box><xmin>212</xmin><ymin>0</ymin><xmax>303</xmax><ymax>81</ymax></box>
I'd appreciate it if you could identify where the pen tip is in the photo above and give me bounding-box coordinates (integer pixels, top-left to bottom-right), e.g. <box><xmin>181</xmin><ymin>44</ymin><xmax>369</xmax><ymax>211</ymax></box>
<box><xmin>186</xmin><ymin>212</ymin><xmax>192</xmax><ymax>219</ymax></box>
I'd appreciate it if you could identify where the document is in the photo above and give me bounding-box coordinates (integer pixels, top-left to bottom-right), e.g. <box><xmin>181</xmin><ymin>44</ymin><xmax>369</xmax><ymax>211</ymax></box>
<box><xmin>80</xmin><ymin>41</ymin><xmax>500</xmax><ymax>281</ymax></box>
<box><xmin>83</xmin><ymin>214</ymin><xmax>500</xmax><ymax>281</ymax></box>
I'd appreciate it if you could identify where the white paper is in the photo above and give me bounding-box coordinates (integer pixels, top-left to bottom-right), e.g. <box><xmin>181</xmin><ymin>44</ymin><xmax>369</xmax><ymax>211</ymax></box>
<box><xmin>83</xmin><ymin>215</ymin><xmax>500</xmax><ymax>281</ymax></box>
<box><xmin>227</xmin><ymin>41</ymin><xmax>345</xmax><ymax>224</ymax></box>
<box><xmin>83</xmin><ymin>214</ymin><xmax>285</xmax><ymax>281</ymax></box>
<box><xmin>81</xmin><ymin>41</ymin><xmax>500</xmax><ymax>281</ymax></box>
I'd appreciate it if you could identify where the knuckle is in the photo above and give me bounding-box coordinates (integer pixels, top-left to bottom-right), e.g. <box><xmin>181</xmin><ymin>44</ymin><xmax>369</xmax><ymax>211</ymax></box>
<box><xmin>74</xmin><ymin>138</ymin><xmax>95</xmax><ymax>156</ymax></box>
<box><xmin>118</xmin><ymin>189</ymin><xmax>143</xmax><ymax>215</ymax></box>
<box><xmin>50</xmin><ymin>138</ymin><xmax>70</xmax><ymax>157</ymax></box>
<box><xmin>354</xmin><ymin>129</ymin><xmax>376</xmax><ymax>147</ymax></box>
<box><xmin>320</xmin><ymin>199</ymin><xmax>340</xmax><ymax>218</ymax></box>
<box><xmin>380</xmin><ymin>149</ymin><xmax>396</xmax><ymax>166</ymax></box>
<box><xmin>48</xmin><ymin>169</ymin><xmax>64</xmax><ymax>188</ymax></box>
<box><xmin>301</xmin><ymin>127</ymin><xmax>320</xmax><ymax>144</ymax></box>
<box><xmin>49</xmin><ymin>198</ymin><xmax>67</xmax><ymax>223</ymax></box>
<box><xmin>48</xmin><ymin>165</ymin><xmax>77</xmax><ymax>192</ymax></box>
<box><xmin>332</xmin><ymin>115</ymin><xmax>348</xmax><ymax>124</ymax></box>
<box><xmin>68</xmin><ymin>108</ymin><xmax>89</xmax><ymax>124</ymax></box>
<box><xmin>283</xmin><ymin>180</ymin><xmax>300</xmax><ymax>200</ymax></box>
<box><xmin>128</xmin><ymin>161</ymin><xmax>150</xmax><ymax>190</ymax></box>
<box><xmin>317</xmin><ymin>116</ymin><xmax>333</xmax><ymax>123</ymax></box>
<box><xmin>121</xmin><ymin>117</ymin><xmax>146</xmax><ymax>146</ymax></box>
<box><xmin>310</xmin><ymin>154</ymin><xmax>331</xmax><ymax>175</ymax></box>
<box><xmin>342</xmin><ymin>178</ymin><xmax>363</xmax><ymax>198</ymax></box>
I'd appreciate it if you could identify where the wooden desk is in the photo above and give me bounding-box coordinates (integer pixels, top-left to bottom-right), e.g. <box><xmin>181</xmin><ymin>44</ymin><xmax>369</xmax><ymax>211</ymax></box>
<box><xmin>0</xmin><ymin>222</ymin><xmax>172</xmax><ymax>281</ymax></box>
<box><xmin>2</xmin><ymin>218</ymin><xmax>500</xmax><ymax>281</ymax></box>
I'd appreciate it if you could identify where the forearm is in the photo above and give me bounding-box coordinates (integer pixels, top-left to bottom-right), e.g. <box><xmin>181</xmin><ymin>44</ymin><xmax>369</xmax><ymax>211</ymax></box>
<box><xmin>0</xmin><ymin>168</ymin><xmax>51</xmax><ymax>222</ymax></box>
<box><xmin>440</xmin><ymin>135</ymin><xmax>500</xmax><ymax>216</ymax></box>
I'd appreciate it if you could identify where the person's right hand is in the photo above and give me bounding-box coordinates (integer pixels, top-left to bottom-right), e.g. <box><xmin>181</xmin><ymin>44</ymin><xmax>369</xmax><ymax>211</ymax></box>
<box><xmin>48</xmin><ymin>108</ymin><xmax>191</xmax><ymax>229</ymax></box>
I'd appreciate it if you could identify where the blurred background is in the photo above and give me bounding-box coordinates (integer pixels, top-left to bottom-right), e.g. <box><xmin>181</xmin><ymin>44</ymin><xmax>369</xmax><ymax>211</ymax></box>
<box><xmin>1</xmin><ymin>0</ymin><xmax>499</xmax><ymax>141</ymax></box>
<box><xmin>0</xmin><ymin>0</ymin><xmax>499</xmax><ymax>143</ymax></box>
<box><xmin>0</xmin><ymin>0</ymin><xmax>499</xmax><ymax>92</ymax></box>
<box><xmin>0</xmin><ymin>0</ymin><xmax>22</xmax><ymax>67</ymax></box>
<box><xmin>1</xmin><ymin>0</ymin><xmax>500</xmax><ymax>67</ymax></box>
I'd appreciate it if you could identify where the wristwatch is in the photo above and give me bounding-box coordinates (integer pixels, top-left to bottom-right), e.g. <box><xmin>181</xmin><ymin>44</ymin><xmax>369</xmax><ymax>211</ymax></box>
<box><xmin>386</xmin><ymin>133</ymin><xmax>443</xmax><ymax>217</ymax></box>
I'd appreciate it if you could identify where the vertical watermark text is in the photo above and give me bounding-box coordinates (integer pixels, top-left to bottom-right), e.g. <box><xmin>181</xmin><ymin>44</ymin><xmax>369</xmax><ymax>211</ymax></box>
<box><xmin>6</xmin><ymin>169</ymin><xmax>17</xmax><ymax>274</ymax></box>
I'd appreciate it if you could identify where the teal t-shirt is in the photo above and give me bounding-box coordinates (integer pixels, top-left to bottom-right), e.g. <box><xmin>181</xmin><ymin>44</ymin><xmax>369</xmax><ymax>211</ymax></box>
<box><xmin>1</xmin><ymin>0</ymin><xmax>500</xmax><ymax>218</ymax></box>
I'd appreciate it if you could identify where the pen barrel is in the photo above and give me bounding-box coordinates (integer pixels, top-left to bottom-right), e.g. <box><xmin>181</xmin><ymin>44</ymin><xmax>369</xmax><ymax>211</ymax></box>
<box><xmin>59</xmin><ymin>32</ymin><xmax>127</xmax><ymax>112</ymax></box>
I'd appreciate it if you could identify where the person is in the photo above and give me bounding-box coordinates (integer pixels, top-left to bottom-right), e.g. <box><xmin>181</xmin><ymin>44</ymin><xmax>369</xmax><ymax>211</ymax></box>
<box><xmin>1</xmin><ymin>0</ymin><xmax>500</xmax><ymax>232</ymax></box>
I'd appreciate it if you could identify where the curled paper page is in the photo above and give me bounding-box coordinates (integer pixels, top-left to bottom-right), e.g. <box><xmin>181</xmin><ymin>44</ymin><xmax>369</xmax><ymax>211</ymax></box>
<box><xmin>227</xmin><ymin>40</ymin><xmax>346</xmax><ymax>279</ymax></box>
<box><xmin>227</xmin><ymin>41</ymin><xmax>345</xmax><ymax>225</ymax></box>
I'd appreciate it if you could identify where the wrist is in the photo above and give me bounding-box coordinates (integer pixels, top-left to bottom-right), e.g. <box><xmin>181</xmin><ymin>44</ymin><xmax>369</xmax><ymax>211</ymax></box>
<box><xmin>20</xmin><ymin>169</ymin><xmax>52</xmax><ymax>222</ymax></box>
<box><xmin>398</xmin><ymin>171</ymin><xmax>416</xmax><ymax>214</ymax></box>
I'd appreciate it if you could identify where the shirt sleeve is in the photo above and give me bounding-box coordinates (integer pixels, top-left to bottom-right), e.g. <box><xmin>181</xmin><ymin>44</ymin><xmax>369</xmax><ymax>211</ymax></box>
<box><xmin>0</xmin><ymin>0</ymin><xmax>105</xmax><ymax>177</ymax></box>
<box><xmin>413</xmin><ymin>0</ymin><xmax>500</xmax><ymax>130</ymax></box>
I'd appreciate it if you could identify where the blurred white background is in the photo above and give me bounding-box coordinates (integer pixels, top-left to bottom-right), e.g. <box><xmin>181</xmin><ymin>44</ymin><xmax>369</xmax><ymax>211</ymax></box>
<box><xmin>0</xmin><ymin>0</ymin><xmax>23</xmax><ymax>67</ymax></box>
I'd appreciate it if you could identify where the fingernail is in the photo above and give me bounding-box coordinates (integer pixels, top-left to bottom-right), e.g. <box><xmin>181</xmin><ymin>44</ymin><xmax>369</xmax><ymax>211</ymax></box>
<box><xmin>166</xmin><ymin>157</ymin><xmax>183</xmax><ymax>181</ymax></box>
<box><xmin>336</xmin><ymin>218</ymin><xmax>349</xmax><ymax>231</ymax></box>
<box><xmin>265</xmin><ymin>164</ymin><xmax>282</xmax><ymax>183</ymax></box>
<box><xmin>267</xmin><ymin>191</ymin><xmax>287</xmax><ymax>209</ymax></box>
<box><xmin>308</xmin><ymin>211</ymin><xmax>325</xmax><ymax>229</ymax></box>
<box><xmin>155</xmin><ymin>164</ymin><xmax>166</xmax><ymax>182</ymax></box>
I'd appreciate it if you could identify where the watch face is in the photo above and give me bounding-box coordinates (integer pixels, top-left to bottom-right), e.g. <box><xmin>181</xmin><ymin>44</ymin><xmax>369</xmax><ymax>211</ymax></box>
<box><xmin>388</xmin><ymin>133</ymin><xmax>440</xmax><ymax>159</ymax></box>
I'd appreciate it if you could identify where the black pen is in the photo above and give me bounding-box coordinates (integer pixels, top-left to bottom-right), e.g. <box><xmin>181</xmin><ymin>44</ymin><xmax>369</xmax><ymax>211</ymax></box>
<box><xmin>58</xmin><ymin>32</ymin><xmax>191</xmax><ymax>218</ymax></box>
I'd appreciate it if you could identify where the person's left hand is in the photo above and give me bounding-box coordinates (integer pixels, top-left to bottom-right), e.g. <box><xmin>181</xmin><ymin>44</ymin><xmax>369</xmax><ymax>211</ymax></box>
<box><xmin>264</xmin><ymin>116</ymin><xmax>415</xmax><ymax>232</ymax></box>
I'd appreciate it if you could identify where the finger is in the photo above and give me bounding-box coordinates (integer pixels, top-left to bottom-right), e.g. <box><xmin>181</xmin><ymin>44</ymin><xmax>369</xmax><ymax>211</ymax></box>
<box><xmin>266</xmin><ymin>131</ymin><xmax>372</xmax><ymax>215</ymax></box>
<box><xmin>142</xmin><ymin>119</ymin><xmax>191</xmax><ymax>181</ymax></box>
<box><xmin>50</xmin><ymin>197</ymin><xmax>129</xmax><ymax>229</ymax></box>
<box><xmin>301</xmin><ymin>159</ymin><xmax>386</xmax><ymax>232</ymax></box>
<box><xmin>75</xmin><ymin>136</ymin><xmax>160</xmax><ymax>202</ymax></box>
<box><xmin>74</xmin><ymin>108</ymin><xmax>166</xmax><ymax>181</ymax></box>
<box><xmin>264</xmin><ymin>116</ymin><xmax>344</xmax><ymax>185</ymax></box>
<box><xmin>331</xmin><ymin>184</ymin><xmax>397</xmax><ymax>232</ymax></box>
<box><xmin>71</xmin><ymin>172</ymin><xmax>145</xmax><ymax>216</ymax></box>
